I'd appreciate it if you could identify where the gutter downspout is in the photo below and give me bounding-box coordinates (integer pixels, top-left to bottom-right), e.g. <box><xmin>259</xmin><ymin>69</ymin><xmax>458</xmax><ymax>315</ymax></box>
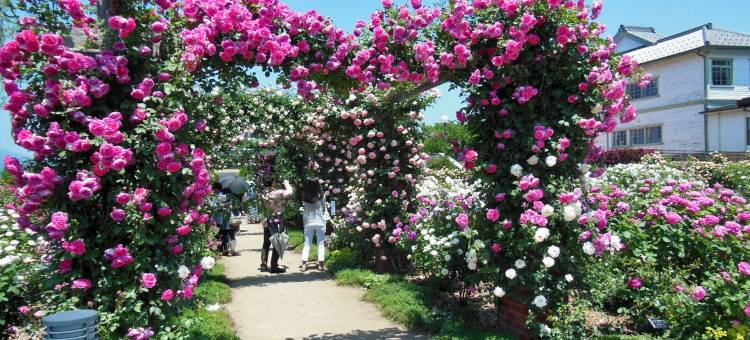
<box><xmin>699</xmin><ymin>24</ymin><xmax>711</xmax><ymax>153</ymax></box>
<box><xmin>698</xmin><ymin>48</ymin><xmax>709</xmax><ymax>152</ymax></box>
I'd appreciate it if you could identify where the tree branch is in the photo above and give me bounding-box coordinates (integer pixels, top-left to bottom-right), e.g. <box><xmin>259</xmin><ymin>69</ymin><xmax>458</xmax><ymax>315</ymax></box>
<box><xmin>384</xmin><ymin>78</ymin><xmax>449</xmax><ymax>103</ymax></box>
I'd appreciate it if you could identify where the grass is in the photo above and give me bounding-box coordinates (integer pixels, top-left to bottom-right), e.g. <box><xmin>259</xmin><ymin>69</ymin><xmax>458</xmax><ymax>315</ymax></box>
<box><xmin>287</xmin><ymin>228</ymin><xmax>320</xmax><ymax>261</ymax></box>
<box><xmin>177</xmin><ymin>263</ymin><xmax>240</xmax><ymax>340</ymax></box>
<box><xmin>333</xmin><ymin>268</ymin><xmax>513</xmax><ymax>339</ymax></box>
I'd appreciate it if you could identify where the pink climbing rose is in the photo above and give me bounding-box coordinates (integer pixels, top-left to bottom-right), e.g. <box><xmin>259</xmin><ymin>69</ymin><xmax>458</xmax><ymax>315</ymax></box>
<box><xmin>72</xmin><ymin>278</ymin><xmax>93</xmax><ymax>291</ymax></box>
<box><xmin>141</xmin><ymin>273</ymin><xmax>157</xmax><ymax>289</ymax></box>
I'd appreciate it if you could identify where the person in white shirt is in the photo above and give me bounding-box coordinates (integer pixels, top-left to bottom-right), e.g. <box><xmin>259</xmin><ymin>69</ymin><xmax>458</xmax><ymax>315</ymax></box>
<box><xmin>300</xmin><ymin>178</ymin><xmax>328</xmax><ymax>271</ymax></box>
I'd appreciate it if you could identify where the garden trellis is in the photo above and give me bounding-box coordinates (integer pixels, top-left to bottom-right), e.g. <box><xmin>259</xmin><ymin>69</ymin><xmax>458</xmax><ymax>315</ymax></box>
<box><xmin>1</xmin><ymin>0</ymin><xmax>645</xmax><ymax>337</ymax></box>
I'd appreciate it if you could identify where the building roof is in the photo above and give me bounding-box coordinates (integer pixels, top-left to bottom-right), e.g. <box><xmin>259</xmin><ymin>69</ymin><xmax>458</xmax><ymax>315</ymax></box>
<box><xmin>623</xmin><ymin>23</ymin><xmax>750</xmax><ymax>64</ymax></box>
<box><xmin>703</xmin><ymin>97</ymin><xmax>750</xmax><ymax>113</ymax></box>
<box><xmin>618</xmin><ymin>25</ymin><xmax>664</xmax><ymax>44</ymax></box>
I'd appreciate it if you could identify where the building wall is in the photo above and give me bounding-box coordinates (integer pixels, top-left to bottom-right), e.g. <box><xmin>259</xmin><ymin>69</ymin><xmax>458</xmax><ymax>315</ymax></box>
<box><xmin>599</xmin><ymin>103</ymin><xmax>706</xmax><ymax>152</ymax></box>
<box><xmin>615</xmin><ymin>36</ymin><xmax>646</xmax><ymax>53</ymax></box>
<box><xmin>707</xmin><ymin>50</ymin><xmax>750</xmax><ymax>102</ymax></box>
<box><xmin>636</xmin><ymin>53</ymin><xmax>706</xmax><ymax>110</ymax></box>
<box><xmin>596</xmin><ymin>53</ymin><xmax>707</xmax><ymax>151</ymax></box>
<box><xmin>707</xmin><ymin>109</ymin><xmax>749</xmax><ymax>152</ymax></box>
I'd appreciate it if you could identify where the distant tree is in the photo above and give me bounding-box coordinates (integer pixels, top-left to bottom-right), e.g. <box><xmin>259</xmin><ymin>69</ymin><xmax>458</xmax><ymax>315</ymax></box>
<box><xmin>421</xmin><ymin>121</ymin><xmax>474</xmax><ymax>156</ymax></box>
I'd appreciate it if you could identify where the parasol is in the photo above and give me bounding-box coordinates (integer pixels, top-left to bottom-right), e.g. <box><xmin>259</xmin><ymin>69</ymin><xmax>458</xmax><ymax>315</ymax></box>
<box><xmin>269</xmin><ymin>231</ymin><xmax>290</xmax><ymax>259</ymax></box>
<box><xmin>219</xmin><ymin>174</ymin><xmax>250</xmax><ymax>195</ymax></box>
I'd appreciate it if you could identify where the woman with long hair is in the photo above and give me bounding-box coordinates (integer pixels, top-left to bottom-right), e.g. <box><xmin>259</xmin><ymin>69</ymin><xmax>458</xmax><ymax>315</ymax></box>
<box><xmin>300</xmin><ymin>178</ymin><xmax>328</xmax><ymax>271</ymax></box>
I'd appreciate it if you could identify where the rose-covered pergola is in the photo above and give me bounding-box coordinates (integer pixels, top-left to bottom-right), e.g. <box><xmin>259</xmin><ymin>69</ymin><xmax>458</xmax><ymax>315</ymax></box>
<box><xmin>1</xmin><ymin>0</ymin><xmax>646</xmax><ymax>337</ymax></box>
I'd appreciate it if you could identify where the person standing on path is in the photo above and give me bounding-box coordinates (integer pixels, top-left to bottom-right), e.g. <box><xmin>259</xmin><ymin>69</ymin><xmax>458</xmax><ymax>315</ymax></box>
<box><xmin>259</xmin><ymin>178</ymin><xmax>293</xmax><ymax>273</ymax></box>
<box><xmin>300</xmin><ymin>178</ymin><xmax>328</xmax><ymax>271</ymax></box>
<box><xmin>211</xmin><ymin>182</ymin><xmax>231</xmax><ymax>255</ymax></box>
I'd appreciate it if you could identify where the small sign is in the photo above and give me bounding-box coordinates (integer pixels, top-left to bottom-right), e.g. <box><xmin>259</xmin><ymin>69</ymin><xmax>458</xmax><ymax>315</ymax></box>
<box><xmin>648</xmin><ymin>317</ymin><xmax>667</xmax><ymax>329</ymax></box>
<box><xmin>330</xmin><ymin>200</ymin><xmax>336</xmax><ymax>216</ymax></box>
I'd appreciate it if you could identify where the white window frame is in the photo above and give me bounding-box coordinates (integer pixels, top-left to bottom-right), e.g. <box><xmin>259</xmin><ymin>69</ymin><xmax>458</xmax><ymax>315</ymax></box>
<box><xmin>711</xmin><ymin>59</ymin><xmax>733</xmax><ymax>86</ymax></box>
<box><xmin>627</xmin><ymin>77</ymin><xmax>659</xmax><ymax>100</ymax></box>
<box><xmin>612</xmin><ymin>130</ymin><xmax>628</xmax><ymax>147</ymax></box>
<box><xmin>615</xmin><ymin>126</ymin><xmax>663</xmax><ymax>147</ymax></box>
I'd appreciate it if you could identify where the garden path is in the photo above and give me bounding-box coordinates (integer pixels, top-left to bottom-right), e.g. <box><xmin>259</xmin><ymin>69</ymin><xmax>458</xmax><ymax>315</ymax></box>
<box><xmin>222</xmin><ymin>223</ymin><xmax>424</xmax><ymax>340</ymax></box>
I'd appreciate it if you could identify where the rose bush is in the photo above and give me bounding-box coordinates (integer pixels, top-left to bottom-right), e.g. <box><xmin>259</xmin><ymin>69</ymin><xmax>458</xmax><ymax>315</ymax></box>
<box><xmin>0</xmin><ymin>205</ymin><xmax>50</xmax><ymax>337</ymax></box>
<box><xmin>579</xmin><ymin>158</ymin><xmax>750</xmax><ymax>337</ymax></box>
<box><xmin>404</xmin><ymin>168</ymin><xmax>491</xmax><ymax>302</ymax></box>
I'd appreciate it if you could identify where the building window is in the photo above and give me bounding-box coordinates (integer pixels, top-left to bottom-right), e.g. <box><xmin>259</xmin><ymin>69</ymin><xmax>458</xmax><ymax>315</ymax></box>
<box><xmin>627</xmin><ymin>126</ymin><xmax>662</xmax><ymax>146</ymax></box>
<box><xmin>627</xmin><ymin>78</ymin><xmax>659</xmax><ymax>99</ymax></box>
<box><xmin>645</xmin><ymin>126</ymin><xmax>662</xmax><ymax>144</ymax></box>
<box><xmin>711</xmin><ymin>59</ymin><xmax>733</xmax><ymax>86</ymax></box>
<box><xmin>613</xmin><ymin>131</ymin><xmax>627</xmax><ymax>147</ymax></box>
<box><xmin>630</xmin><ymin>129</ymin><xmax>645</xmax><ymax>145</ymax></box>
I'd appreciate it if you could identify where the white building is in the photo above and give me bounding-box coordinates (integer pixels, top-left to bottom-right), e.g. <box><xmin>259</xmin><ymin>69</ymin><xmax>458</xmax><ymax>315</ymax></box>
<box><xmin>597</xmin><ymin>24</ymin><xmax>750</xmax><ymax>153</ymax></box>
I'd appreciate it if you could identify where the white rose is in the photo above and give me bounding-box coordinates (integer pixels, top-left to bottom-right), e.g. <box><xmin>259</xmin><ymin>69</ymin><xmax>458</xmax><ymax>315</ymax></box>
<box><xmin>542</xmin><ymin>256</ymin><xmax>555</xmax><ymax>268</ymax></box>
<box><xmin>540</xmin><ymin>324</ymin><xmax>552</xmax><ymax>335</ymax></box>
<box><xmin>532</xmin><ymin>295</ymin><xmax>548</xmax><ymax>308</ymax></box>
<box><xmin>493</xmin><ymin>287</ymin><xmax>506</xmax><ymax>298</ymax></box>
<box><xmin>200</xmin><ymin>256</ymin><xmax>215</xmax><ymax>270</ymax></box>
<box><xmin>533</xmin><ymin>228</ymin><xmax>550</xmax><ymax>243</ymax></box>
<box><xmin>610</xmin><ymin>235</ymin><xmax>622</xmax><ymax>250</ymax></box>
<box><xmin>563</xmin><ymin>205</ymin><xmax>577</xmax><ymax>222</ymax></box>
<box><xmin>178</xmin><ymin>265</ymin><xmax>190</xmax><ymax>279</ymax></box>
<box><xmin>515</xmin><ymin>259</ymin><xmax>526</xmax><ymax>269</ymax></box>
<box><xmin>444</xmin><ymin>254</ymin><xmax>451</xmax><ymax>261</ymax></box>
<box><xmin>527</xmin><ymin>155</ymin><xmax>539</xmax><ymax>166</ymax></box>
<box><xmin>547</xmin><ymin>246</ymin><xmax>560</xmax><ymax>258</ymax></box>
<box><xmin>441</xmin><ymin>268</ymin><xmax>449</xmax><ymax>276</ymax></box>
<box><xmin>510</xmin><ymin>164</ymin><xmax>523</xmax><ymax>177</ymax></box>
<box><xmin>541</xmin><ymin>205</ymin><xmax>554</xmax><ymax>217</ymax></box>
<box><xmin>430</xmin><ymin>250</ymin><xmax>439</xmax><ymax>256</ymax></box>
<box><xmin>545</xmin><ymin>155</ymin><xmax>557</xmax><ymax>167</ymax></box>
<box><xmin>582</xmin><ymin>242</ymin><xmax>596</xmax><ymax>255</ymax></box>
<box><xmin>505</xmin><ymin>268</ymin><xmax>517</xmax><ymax>280</ymax></box>
<box><xmin>468</xmin><ymin>261</ymin><xmax>477</xmax><ymax>270</ymax></box>
<box><xmin>565</xmin><ymin>274</ymin><xmax>574</xmax><ymax>282</ymax></box>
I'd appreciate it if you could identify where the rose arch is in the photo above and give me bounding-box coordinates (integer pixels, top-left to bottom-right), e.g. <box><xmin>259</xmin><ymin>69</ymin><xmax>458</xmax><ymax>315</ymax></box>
<box><xmin>1</xmin><ymin>0</ymin><xmax>647</xmax><ymax>337</ymax></box>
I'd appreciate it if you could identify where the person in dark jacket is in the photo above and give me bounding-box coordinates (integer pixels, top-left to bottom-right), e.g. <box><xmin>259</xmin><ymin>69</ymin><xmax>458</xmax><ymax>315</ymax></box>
<box><xmin>211</xmin><ymin>182</ymin><xmax>230</xmax><ymax>254</ymax></box>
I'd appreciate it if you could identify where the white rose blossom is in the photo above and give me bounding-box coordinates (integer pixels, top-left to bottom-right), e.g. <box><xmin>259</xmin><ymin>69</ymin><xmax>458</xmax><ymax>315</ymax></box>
<box><xmin>541</xmin><ymin>205</ymin><xmax>554</xmax><ymax>217</ymax></box>
<box><xmin>515</xmin><ymin>259</ymin><xmax>526</xmax><ymax>269</ymax></box>
<box><xmin>532</xmin><ymin>295</ymin><xmax>548</xmax><ymax>308</ymax></box>
<box><xmin>582</xmin><ymin>242</ymin><xmax>596</xmax><ymax>255</ymax></box>
<box><xmin>505</xmin><ymin>268</ymin><xmax>517</xmax><ymax>280</ymax></box>
<box><xmin>200</xmin><ymin>256</ymin><xmax>215</xmax><ymax>270</ymax></box>
<box><xmin>178</xmin><ymin>265</ymin><xmax>190</xmax><ymax>279</ymax></box>
<box><xmin>533</xmin><ymin>228</ymin><xmax>550</xmax><ymax>243</ymax></box>
<box><xmin>563</xmin><ymin>205</ymin><xmax>578</xmax><ymax>221</ymax></box>
<box><xmin>545</xmin><ymin>155</ymin><xmax>557</xmax><ymax>167</ymax></box>
<box><xmin>510</xmin><ymin>164</ymin><xmax>523</xmax><ymax>177</ymax></box>
<box><xmin>542</xmin><ymin>256</ymin><xmax>555</xmax><ymax>268</ymax></box>
<box><xmin>527</xmin><ymin>155</ymin><xmax>539</xmax><ymax>166</ymax></box>
<box><xmin>547</xmin><ymin>246</ymin><xmax>560</xmax><ymax>258</ymax></box>
<box><xmin>493</xmin><ymin>287</ymin><xmax>506</xmax><ymax>298</ymax></box>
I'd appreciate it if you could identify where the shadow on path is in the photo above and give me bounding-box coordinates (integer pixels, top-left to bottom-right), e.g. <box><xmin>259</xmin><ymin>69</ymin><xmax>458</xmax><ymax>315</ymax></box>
<box><xmin>299</xmin><ymin>328</ymin><xmax>427</xmax><ymax>339</ymax></box>
<box><xmin>227</xmin><ymin>271</ymin><xmax>330</xmax><ymax>288</ymax></box>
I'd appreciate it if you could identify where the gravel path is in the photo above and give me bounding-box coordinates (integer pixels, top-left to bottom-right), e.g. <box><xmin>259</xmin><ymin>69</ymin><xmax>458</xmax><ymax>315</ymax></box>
<box><xmin>223</xmin><ymin>223</ymin><xmax>425</xmax><ymax>340</ymax></box>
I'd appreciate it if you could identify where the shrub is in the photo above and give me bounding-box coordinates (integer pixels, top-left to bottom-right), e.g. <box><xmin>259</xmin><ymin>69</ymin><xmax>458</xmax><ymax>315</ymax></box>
<box><xmin>583</xmin><ymin>163</ymin><xmax>750</xmax><ymax>337</ymax></box>
<box><xmin>0</xmin><ymin>207</ymin><xmax>48</xmax><ymax>337</ymax></box>
<box><xmin>597</xmin><ymin>149</ymin><xmax>657</xmax><ymax>166</ymax></box>
<box><xmin>325</xmin><ymin>248</ymin><xmax>360</xmax><ymax>272</ymax></box>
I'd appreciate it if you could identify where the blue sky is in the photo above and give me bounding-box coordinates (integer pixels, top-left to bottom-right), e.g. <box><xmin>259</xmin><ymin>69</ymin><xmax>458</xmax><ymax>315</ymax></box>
<box><xmin>1</xmin><ymin>0</ymin><xmax>748</xmax><ymax>157</ymax></box>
